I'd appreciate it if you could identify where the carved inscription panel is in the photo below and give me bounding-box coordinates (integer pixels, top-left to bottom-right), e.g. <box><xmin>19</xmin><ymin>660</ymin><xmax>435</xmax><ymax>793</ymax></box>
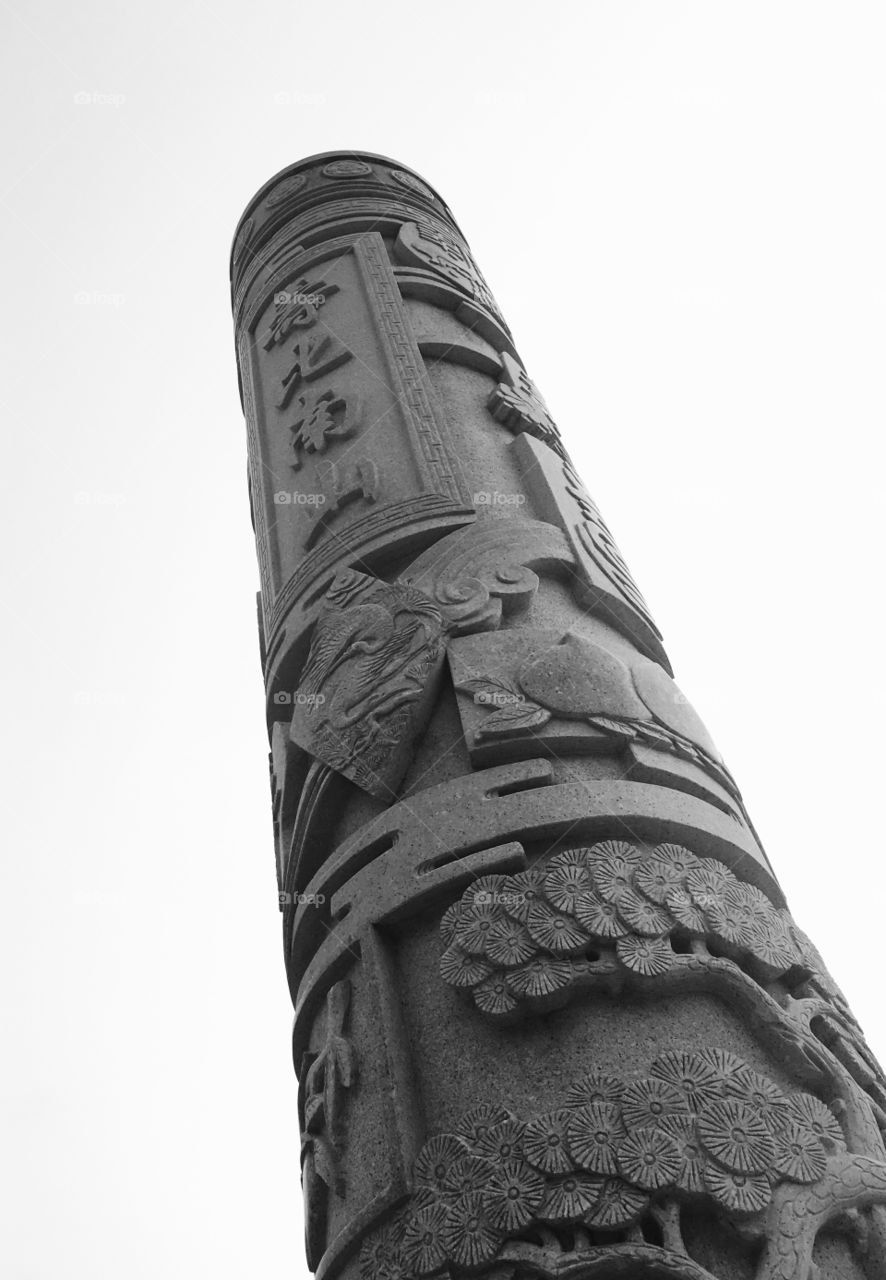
<box><xmin>239</xmin><ymin>233</ymin><xmax>475</xmax><ymax>636</ymax></box>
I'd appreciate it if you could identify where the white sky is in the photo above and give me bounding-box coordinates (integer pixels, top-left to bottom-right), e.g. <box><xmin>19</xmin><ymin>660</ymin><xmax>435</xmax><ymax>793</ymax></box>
<box><xmin>2</xmin><ymin>2</ymin><xmax>885</xmax><ymax>1276</ymax></box>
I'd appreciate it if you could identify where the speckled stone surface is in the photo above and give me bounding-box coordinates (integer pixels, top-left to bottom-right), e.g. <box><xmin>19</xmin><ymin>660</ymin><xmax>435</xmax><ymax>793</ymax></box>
<box><xmin>231</xmin><ymin>152</ymin><xmax>886</xmax><ymax>1280</ymax></box>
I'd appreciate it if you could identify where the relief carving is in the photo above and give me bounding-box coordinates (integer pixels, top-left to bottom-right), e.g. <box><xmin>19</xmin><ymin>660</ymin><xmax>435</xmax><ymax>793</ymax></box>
<box><xmin>404</xmin><ymin>519</ymin><xmax>572</xmax><ymax>635</ymax></box>
<box><xmin>438</xmin><ymin>841</ymin><xmax>800</xmax><ymax>1019</ymax></box>
<box><xmin>448</xmin><ymin>630</ymin><xmax>739</xmax><ymax>810</ymax></box>
<box><xmin>277</xmin><ymin>333</ymin><xmax>352</xmax><ymax>410</ymax></box>
<box><xmin>437</xmin><ymin>840</ymin><xmax>886</xmax><ymax>1198</ymax></box>
<box><xmin>488</xmin><ymin>353</ymin><xmax>569</xmax><ymax>462</ymax></box>
<box><xmin>303</xmin><ymin>457</ymin><xmax>380</xmax><ymax>547</ymax></box>
<box><xmin>240</xmin><ymin>233</ymin><xmax>477</xmax><ymax>640</ymax></box>
<box><xmin>513</xmin><ymin>433</ymin><xmax>667</xmax><ymax>667</ymax></box>
<box><xmin>299</xmin><ymin>980</ymin><xmax>358</xmax><ymax>1268</ymax></box>
<box><xmin>288</xmin><ymin>569</ymin><xmax>445</xmax><ymax>797</ymax></box>
<box><xmin>389</xmin><ymin>168</ymin><xmax>439</xmax><ymax>201</ymax></box>
<box><xmin>394</xmin><ymin>218</ymin><xmax>503</xmax><ymax>321</ymax></box>
<box><xmin>264</xmin><ymin>172</ymin><xmax>308</xmax><ymax>210</ymax></box>
<box><xmin>289</xmin><ymin>388</ymin><xmax>362</xmax><ymax>468</ymax></box>
<box><xmin>231</xmin><ymin>158</ymin><xmax>886</xmax><ymax>1280</ymax></box>
<box><xmin>360</xmin><ymin>1051</ymin><xmax>882</xmax><ymax>1280</ymax></box>
<box><xmin>322</xmin><ymin>158</ymin><xmax>372</xmax><ymax>178</ymax></box>
<box><xmin>262</xmin><ymin>277</ymin><xmax>341</xmax><ymax>350</ymax></box>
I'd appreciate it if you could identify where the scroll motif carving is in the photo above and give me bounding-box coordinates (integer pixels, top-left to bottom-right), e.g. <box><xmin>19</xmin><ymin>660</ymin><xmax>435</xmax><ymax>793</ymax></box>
<box><xmin>404</xmin><ymin>519</ymin><xmax>573</xmax><ymax>636</ymax></box>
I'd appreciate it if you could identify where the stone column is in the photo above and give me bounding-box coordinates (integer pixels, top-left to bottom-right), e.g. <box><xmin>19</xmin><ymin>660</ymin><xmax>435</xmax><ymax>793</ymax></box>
<box><xmin>230</xmin><ymin>152</ymin><xmax>886</xmax><ymax>1280</ymax></box>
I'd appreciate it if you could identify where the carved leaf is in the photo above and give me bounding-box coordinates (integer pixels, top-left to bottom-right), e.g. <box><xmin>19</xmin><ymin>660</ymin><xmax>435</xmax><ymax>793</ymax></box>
<box><xmin>588</xmin><ymin>716</ymin><xmax>638</xmax><ymax>739</ymax></box>
<box><xmin>634</xmin><ymin>722</ymin><xmax>677</xmax><ymax>748</ymax></box>
<box><xmin>363</xmin><ymin>1049</ymin><xmax>886</xmax><ymax>1280</ymax></box>
<box><xmin>456</xmin><ymin>675</ymin><xmax>522</xmax><ymax>700</ymax></box>
<box><xmin>329</xmin><ymin>1036</ymin><xmax>357</xmax><ymax>1089</ymax></box>
<box><xmin>309</xmin><ymin>1135</ymin><xmax>338</xmax><ymax>1190</ymax></box>
<box><xmin>475</xmin><ymin>702</ymin><xmax>551</xmax><ymax>739</ymax></box>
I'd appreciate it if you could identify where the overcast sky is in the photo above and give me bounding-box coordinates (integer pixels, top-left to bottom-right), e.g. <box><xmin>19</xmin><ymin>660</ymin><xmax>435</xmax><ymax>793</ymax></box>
<box><xmin>2</xmin><ymin>3</ymin><xmax>885</xmax><ymax>1276</ymax></box>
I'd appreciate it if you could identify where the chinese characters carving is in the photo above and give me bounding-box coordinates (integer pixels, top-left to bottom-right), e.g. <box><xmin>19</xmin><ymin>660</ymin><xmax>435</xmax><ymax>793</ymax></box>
<box><xmin>290</xmin><ymin>389</ymin><xmax>362</xmax><ymax>468</ymax></box>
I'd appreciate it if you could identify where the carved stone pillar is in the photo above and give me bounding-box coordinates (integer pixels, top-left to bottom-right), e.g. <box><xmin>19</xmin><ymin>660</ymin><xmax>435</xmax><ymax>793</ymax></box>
<box><xmin>230</xmin><ymin>151</ymin><xmax>886</xmax><ymax>1280</ymax></box>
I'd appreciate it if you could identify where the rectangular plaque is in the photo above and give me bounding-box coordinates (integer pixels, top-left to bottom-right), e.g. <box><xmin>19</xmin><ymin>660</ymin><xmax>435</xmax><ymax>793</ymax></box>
<box><xmin>240</xmin><ymin>232</ymin><xmax>475</xmax><ymax>639</ymax></box>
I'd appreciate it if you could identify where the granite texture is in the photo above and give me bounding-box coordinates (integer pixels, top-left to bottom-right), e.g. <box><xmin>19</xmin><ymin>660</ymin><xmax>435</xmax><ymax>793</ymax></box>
<box><xmin>231</xmin><ymin>152</ymin><xmax>886</xmax><ymax>1280</ymax></box>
